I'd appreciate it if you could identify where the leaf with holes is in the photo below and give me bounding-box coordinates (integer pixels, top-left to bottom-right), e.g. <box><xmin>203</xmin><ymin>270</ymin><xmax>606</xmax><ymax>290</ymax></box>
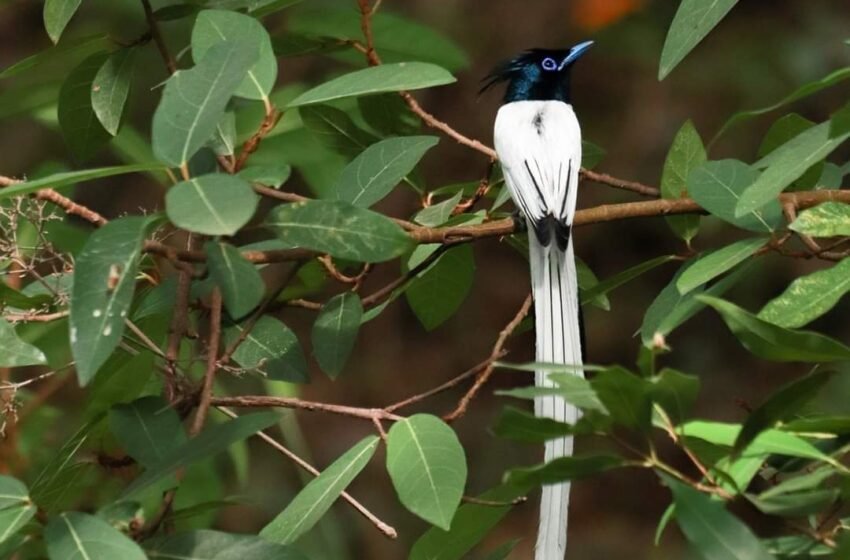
<box><xmin>91</xmin><ymin>47</ymin><xmax>137</xmax><ymax>135</ymax></box>
<box><xmin>335</xmin><ymin>136</ymin><xmax>438</xmax><ymax>207</ymax></box>
<box><xmin>225</xmin><ymin>316</ymin><xmax>308</xmax><ymax>383</ymax></box>
<box><xmin>192</xmin><ymin>9</ymin><xmax>277</xmax><ymax>100</ymax></box>
<box><xmin>261</xmin><ymin>436</ymin><xmax>379</xmax><ymax>544</ymax></box>
<box><xmin>312</xmin><ymin>293</ymin><xmax>362</xmax><ymax>378</ymax></box>
<box><xmin>58</xmin><ymin>52</ymin><xmax>111</xmax><ymax>161</ymax></box>
<box><xmin>287</xmin><ymin>62</ymin><xmax>455</xmax><ymax>107</ymax></box>
<box><xmin>386</xmin><ymin>415</ymin><xmax>467</xmax><ymax>530</ymax></box>
<box><xmin>152</xmin><ymin>40</ymin><xmax>258</xmax><ymax>166</ymax></box>
<box><xmin>70</xmin><ymin>216</ymin><xmax>149</xmax><ymax>384</ymax></box>
<box><xmin>44</xmin><ymin>512</ymin><xmax>147</xmax><ymax>560</ymax></box>
<box><xmin>205</xmin><ymin>241</ymin><xmax>265</xmax><ymax>319</ymax></box>
<box><xmin>166</xmin><ymin>174</ymin><xmax>259</xmax><ymax>236</ymax></box>
<box><xmin>265</xmin><ymin>200</ymin><xmax>413</xmax><ymax>262</ymax></box>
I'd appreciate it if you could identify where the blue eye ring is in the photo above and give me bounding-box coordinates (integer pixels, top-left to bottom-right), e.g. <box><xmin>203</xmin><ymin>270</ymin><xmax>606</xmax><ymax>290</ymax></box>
<box><xmin>541</xmin><ymin>57</ymin><xmax>558</xmax><ymax>71</ymax></box>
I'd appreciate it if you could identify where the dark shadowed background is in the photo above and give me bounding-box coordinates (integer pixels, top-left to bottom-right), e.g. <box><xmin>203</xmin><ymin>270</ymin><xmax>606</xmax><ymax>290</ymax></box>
<box><xmin>2</xmin><ymin>0</ymin><xmax>850</xmax><ymax>558</ymax></box>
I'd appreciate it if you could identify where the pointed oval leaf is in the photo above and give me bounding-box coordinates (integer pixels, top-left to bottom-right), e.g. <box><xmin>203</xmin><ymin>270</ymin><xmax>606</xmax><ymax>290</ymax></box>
<box><xmin>0</xmin><ymin>476</ymin><xmax>36</xmax><ymax>545</ymax></box>
<box><xmin>661</xmin><ymin>120</ymin><xmax>706</xmax><ymax>242</ymax></box>
<box><xmin>311</xmin><ymin>293</ymin><xmax>362</xmax><ymax>378</ymax></box>
<box><xmin>0</xmin><ymin>319</ymin><xmax>47</xmax><ymax>367</ymax></box>
<box><xmin>238</xmin><ymin>164</ymin><xmax>292</xmax><ymax>189</ymax></box>
<box><xmin>335</xmin><ymin>136</ymin><xmax>438</xmax><ymax>207</ymax></box>
<box><xmin>688</xmin><ymin>160</ymin><xmax>782</xmax><ymax>232</ymax></box>
<box><xmin>205</xmin><ymin>241</ymin><xmax>265</xmax><ymax>319</ymax></box>
<box><xmin>287</xmin><ymin>62</ymin><xmax>455</xmax><ymax>107</ymax></box>
<box><xmin>790</xmin><ymin>202</ymin><xmax>850</xmax><ymax>237</ymax></box>
<box><xmin>507</xmin><ymin>454</ymin><xmax>625</xmax><ymax>489</ymax></box>
<box><xmin>580</xmin><ymin>255</ymin><xmax>678</xmax><ymax>305</ymax></box>
<box><xmin>91</xmin><ymin>47</ymin><xmax>137</xmax><ymax>136</ymax></box>
<box><xmin>43</xmin><ymin>0</ymin><xmax>82</xmax><ymax>43</ymax></box>
<box><xmin>122</xmin><ymin>412</ymin><xmax>279</xmax><ymax>498</ymax></box>
<box><xmin>662</xmin><ymin>476</ymin><xmax>773</xmax><ymax>560</ymax></box>
<box><xmin>166</xmin><ymin>174</ymin><xmax>259</xmax><ymax>236</ymax></box>
<box><xmin>152</xmin><ymin>40</ymin><xmax>258</xmax><ymax>166</ymax></box>
<box><xmin>300</xmin><ymin>104</ymin><xmax>378</xmax><ymax>158</ymax></box>
<box><xmin>265</xmin><ymin>200</ymin><xmax>413</xmax><ymax>262</ymax></box>
<box><xmin>260</xmin><ymin>436</ymin><xmax>379</xmax><ymax>544</ymax></box>
<box><xmin>699</xmin><ymin>295</ymin><xmax>850</xmax><ymax>362</ymax></box>
<box><xmin>406</xmin><ymin>244</ymin><xmax>474</xmax><ymax>331</ymax></box>
<box><xmin>680</xmin><ymin>420</ymin><xmax>833</xmax><ymax>463</ymax></box>
<box><xmin>58</xmin><ymin>52</ymin><xmax>112</xmax><ymax>162</ymax></box>
<box><xmin>386</xmin><ymin>414</ymin><xmax>467</xmax><ymax>530</ymax></box>
<box><xmin>109</xmin><ymin>396</ymin><xmax>187</xmax><ymax>468</ymax></box>
<box><xmin>758</xmin><ymin>257</ymin><xmax>850</xmax><ymax>328</ymax></box>
<box><xmin>736</xmin><ymin>122</ymin><xmax>850</xmax><ymax>217</ymax></box>
<box><xmin>658</xmin><ymin>0</ymin><xmax>739</xmax><ymax>80</ymax></box>
<box><xmin>192</xmin><ymin>9</ymin><xmax>277</xmax><ymax>100</ymax></box>
<box><xmin>145</xmin><ymin>529</ymin><xmax>308</xmax><ymax>560</ymax></box>
<box><xmin>676</xmin><ymin>237</ymin><xmax>766</xmax><ymax>294</ymax></box>
<box><xmin>0</xmin><ymin>164</ymin><xmax>164</xmax><ymax>200</ymax></box>
<box><xmin>70</xmin><ymin>216</ymin><xmax>149</xmax><ymax>384</ymax></box>
<box><xmin>492</xmin><ymin>406</ymin><xmax>573</xmax><ymax>443</ymax></box>
<box><xmin>225</xmin><ymin>316</ymin><xmax>309</xmax><ymax>383</ymax></box>
<box><xmin>358</xmin><ymin>94</ymin><xmax>420</xmax><ymax>137</ymax></box>
<box><xmin>590</xmin><ymin>367</ymin><xmax>651</xmax><ymax>432</ymax></box>
<box><xmin>45</xmin><ymin>512</ymin><xmax>146</xmax><ymax>559</ymax></box>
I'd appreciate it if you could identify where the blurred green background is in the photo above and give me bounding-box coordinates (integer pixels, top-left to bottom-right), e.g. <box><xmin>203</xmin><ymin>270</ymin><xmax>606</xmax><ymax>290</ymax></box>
<box><xmin>2</xmin><ymin>0</ymin><xmax>850</xmax><ymax>558</ymax></box>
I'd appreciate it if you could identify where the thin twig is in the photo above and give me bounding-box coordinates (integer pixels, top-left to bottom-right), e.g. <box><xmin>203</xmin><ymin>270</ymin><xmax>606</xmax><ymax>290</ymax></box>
<box><xmin>444</xmin><ymin>293</ymin><xmax>533</xmax><ymax>422</ymax></box>
<box><xmin>190</xmin><ymin>288</ymin><xmax>222</xmax><ymax>436</ymax></box>
<box><xmin>140</xmin><ymin>0</ymin><xmax>177</xmax><ymax>74</ymax></box>
<box><xmin>210</xmin><ymin>395</ymin><xmax>403</xmax><ymax>422</ymax></box>
<box><xmin>216</xmin><ymin>406</ymin><xmax>398</xmax><ymax>539</ymax></box>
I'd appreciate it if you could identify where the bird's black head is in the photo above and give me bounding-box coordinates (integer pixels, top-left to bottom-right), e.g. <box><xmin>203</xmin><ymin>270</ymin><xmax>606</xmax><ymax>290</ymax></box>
<box><xmin>482</xmin><ymin>41</ymin><xmax>593</xmax><ymax>104</ymax></box>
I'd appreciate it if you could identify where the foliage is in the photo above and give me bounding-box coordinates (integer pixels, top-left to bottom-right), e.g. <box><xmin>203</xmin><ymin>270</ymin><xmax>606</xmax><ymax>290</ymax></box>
<box><xmin>1</xmin><ymin>1</ymin><xmax>850</xmax><ymax>559</ymax></box>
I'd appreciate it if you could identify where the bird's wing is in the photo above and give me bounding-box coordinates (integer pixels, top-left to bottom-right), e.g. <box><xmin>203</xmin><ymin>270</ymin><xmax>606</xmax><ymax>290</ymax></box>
<box><xmin>494</xmin><ymin>101</ymin><xmax>582</xmax><ymax>236</ymax></box>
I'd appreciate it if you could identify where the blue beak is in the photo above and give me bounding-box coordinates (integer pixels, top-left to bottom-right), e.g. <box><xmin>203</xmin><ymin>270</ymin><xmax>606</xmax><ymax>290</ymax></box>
<box><xmin>559</xmin><ymin>40</ymin><xmax>594</xmax><ymax>69</ymax></box>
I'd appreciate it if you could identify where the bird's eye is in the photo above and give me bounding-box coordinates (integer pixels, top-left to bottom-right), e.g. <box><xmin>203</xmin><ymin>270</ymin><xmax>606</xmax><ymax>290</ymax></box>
<box><xmin>541</xmin><ymin>57</ymin><xmax>558</xmax><ymax>71</ymax></box>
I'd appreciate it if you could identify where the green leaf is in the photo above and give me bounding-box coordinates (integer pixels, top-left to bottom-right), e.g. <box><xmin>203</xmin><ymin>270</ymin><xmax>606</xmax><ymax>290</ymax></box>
<box><xmin>30</xmin><ymin>418</ymin><xmax>99</xmax><ymax>511</ymax></box>
<box><xmin>108</xmin><ymin>396</ymin><xmax>187</xmax><ymax>468</ymax></box>
<box><xmin>70</xmin><ymin>216</ymin><xmax>149</xmax><ymax>384</ymax></box>
<box><xmin>676</xmin><ymin>237</ymin><xmax>766</xmax><ymax>294</ymax></box>
<box><xmin>590</xmin><ymin>367</ymin><xmax>650</xmax><ymax>432</ymax></box>
<box><xmin>736</xmin><ymin>122</ymin><xmax>850</xmax><ymax>217</ymax></box>
<box><xmin>260</xmin><ymin>436</ymin><xmax>379</xmax><ymax>544</ymax></box>
<box><xmin>45</xmin><ymin>512</ymin><xmax>146</xmax><ymax>560</ymax></box>
<box><xmin>225</xmin><ymin>316</ymin><xmax>309</xmax><ymax>383</ymax></box>
<box><xmin>831</xmin><ymin>101</ymin><xmax>850</xmax><ymax>138</ymax></box>
<box><xmin>662</xmin><ymin>475</ymin><xmax>773</xmax><ymax>560</ymax></box>
<box><xmin>650</xmin><ymin>368</ymin><xmax>701</xmax><ymax>424</ymax></box>
<box><xmin>205</xmin><ymin>241</ymin><xmax>265</xmax><ymax>319</ymax></box>
<box><xmin>759</xmin><ymin>467</ymin><xmax>835</xmax><ymax>500</ymax></box>
<box><xmin>152</xmin><ymin>40</ymin><xmax>258</xmax><ymax>166</ymax></box>
<box><xmin>758</xmin><ymin>257</ymin><xmax>850</xmax><ymax>328</ymax></box>
<box><xmin>688</xmin><ymin>160</ymin><xmax>782</xmax><ymax>232</ymax></box>
<box><xmin>123</xmin><ymin>412</ymin><xmax>278</xmax><ymax>498</ymax></box>
<box><xmin>580</xmin><ymin>255</ymin><xmax>677</xmax><ymax>305</ymax></box>
<box><xmin>406</xmin><ymin>245</ymin><xmax>474</xmax><ymax>331</ymax></box>
<box><xmin>640</xmin><ymin>260</ymin><xmax>748</xmax><ymax>347</ymax></box>
<box><xmin>0</xmin><ymin>34</ymin><xmax>109</xmax><ymax>79</ymax></box>
<box><xmin>758</xmin><ymin>114</ymin><xmax>816</xmax><ymax>158</ymax></box>
<box><xmin>238</xmin><ymin>164</ymin><xmax>292</xmax><ymax>188</ymax></box>
<box><xmin>192</xmin><ymin>9</ymin><xmax>277</xmax><ymax>101</ymax></box>
<box><xmin>57</xmin><ymin>52</ymin><xmax>112</xmax><ymax>162</ymax></box>
<box><xmin>288</xmin><ymin>8</ymin><xmax>468</xmax><ymax>71</ymax></box>
<box><xmin>287</xmin><ymin>62</ymin><xmax>455</xmax><ymax>107</ymax></box>
<box><xmin>146</xmin><ymin>529</ymin><xmax>308</xmax><ymax>560</ymax></box>
<box><xmin>414</xmin><ymin>191</ymin><xmax>462</xmax><ymax>227</ymax></box>
<box><xmin>790</xmin><ymin>202</ymin><xmax>850</xmax><ymax>237</ymax></box>
<box><xmin>699</xmin><ymin>295</ymin><xmax>850</xmax><ymax>362</ymax></box>
<box><xmin>658</xmin><ymin>0</ymin><xmax>739</xmax><ymax>80</ymax></box>
<box><xmin>0</xmin><ymin>476</ymin><xmax>36</xmax><ymax>545</ymax></box>
<box><xmin>679</xmin><ymin>420</ymin><xmax>833</xmax><ymax>463</ymax></box>
<box><xmin>386</xmin><ymin>414</ymin><xmax>467</xmax><ymax>530</ymax></box>
<box><xmin>576</xmin><ymin>257</ymin><xmax>610</xmax><ymax>310</ymax></box>
<box><xmin>409</xmin><ymin>484</ymin><xmax>525</xmax><ymax>560</ymax></box>
<box><xmin>43</xmin><ymin>0</ymin><xmax>82</xmax><ymax>43</ymax></box>
<box><xmin>358</xmin><ymin>94</ymin><xmax>420</xmax><ymax>137</ymax></box>
<box><xmin>165</xmin><ymin>174</ymin><xmax>259</xmax><ymax>236</ymax></box>
<box><xmin>311</xmin><ymin>293</ymin><xmax>362</xmax><ymax>378</ymax></box>
<box><xmin>492</xmin><ymin>406</ymin><xmax>573</xmax><ymax>443</ymax></box>
<box><xmin>478</xmin><ymin>540</ymin><xmax>521</xmax><ymax>560</ymax></box>
<box><xmin>734</xmin><ymin>370</ymin><xmax>832</xmax><ymax>454</ymax></box>
<box><xmin>0</xmin><ymin>164</ymin><xmax>164</xmax><ymax>200</ymax></box>
<box><xmin>335</xmin><ymin>136</ymin><xmax>438</xmax><ymax>207</ymax></box>
<box><xmin>265</xmin><ymin>200</ymin><xmax>413</xmax><ymax>262</ymax></box>
<box><xmin>506</xmin><ymin>454</ymin><xmax>625</xmax><ymax>488</ymax></box>
<box><xmin>0</xmin><ymin>319</ymin><xmax>47</xmax><ymax>367</ymax></box>
<box><xmin>712</xmin><ymin>66</ymin><xmax>850</xmax><ymax>144</ymax></box>
<box><xmin>91</xmin><ymin>47</ymin><xmax>137</xmax><ymax>136</ymax></box>
<box><xmin>661</xmin><ymin>120</ymin><xmax>706</xmax><ymax>242</ymax></box>
<box><xmin>764</xmin><ymin>535</ymin><xmax>833</xmax><ymax>557</ymax></box>
<box><xmin>750</xmin><ymin>488</ymin><xmax>839</xmax><ymax>518</ymax></box>
<box><xmin>582</xmin><ymin>140</ymin><xmax>606</xmax><ymax>169</ymax></box>
<box><xmin>300</xmin><ymin>105</ymin><xmax>378</xmax><ymax>158</ymax></box>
